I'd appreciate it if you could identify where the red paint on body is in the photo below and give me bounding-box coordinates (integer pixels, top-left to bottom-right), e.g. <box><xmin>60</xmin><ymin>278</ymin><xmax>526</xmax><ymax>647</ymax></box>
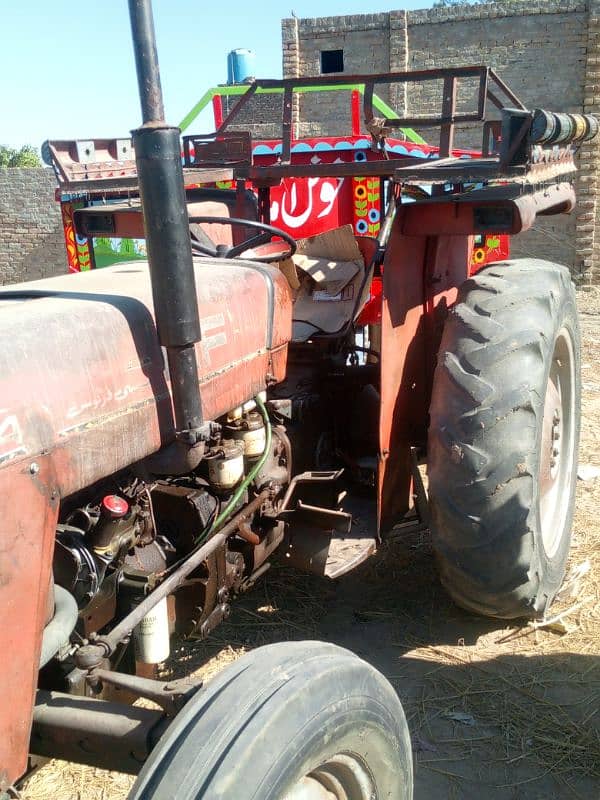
<box><xmin>0</xmin><ymin>258</ymin><xmax>292</xmax><ymax>781</ymax></box>
<box><xmin>378</xmin><ymin>211</ymin><xmax>472</xmax><ymax>531</ymax></box>
<box><xmin>0</xmin><ymin>458</ymin><xmax>59</xmax><ymax>786</ymax></box>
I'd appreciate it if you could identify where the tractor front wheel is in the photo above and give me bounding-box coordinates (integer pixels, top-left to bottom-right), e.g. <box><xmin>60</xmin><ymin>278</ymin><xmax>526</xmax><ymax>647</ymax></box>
<box><xmin>427</xmin><ymin>259</ymin><xmax>580</xmax><ymax>619</ymax></box>
<box><xmin>129</xmin><ymin>641</ymin><xmax>412</xmax><ymax>800</ymax></box>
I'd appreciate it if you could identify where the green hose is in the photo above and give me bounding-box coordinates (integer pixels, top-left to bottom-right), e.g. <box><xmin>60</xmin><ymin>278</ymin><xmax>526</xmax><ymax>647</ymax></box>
<box><xmin>195</xmin><ymin>394</ymin><xmax>272</xmax><ymax>543</ymax></box>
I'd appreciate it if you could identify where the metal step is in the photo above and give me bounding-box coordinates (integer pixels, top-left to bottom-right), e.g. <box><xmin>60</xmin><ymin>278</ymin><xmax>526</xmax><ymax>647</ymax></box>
<box><xmin>324</xmin><ymin>529</ymin><xmax>377</xmax><ymax>579</ymax></box>
<box><xmin>281</xmin><ymin>496</ymin><xmax>377</xmax><ymax>579</ymax></box>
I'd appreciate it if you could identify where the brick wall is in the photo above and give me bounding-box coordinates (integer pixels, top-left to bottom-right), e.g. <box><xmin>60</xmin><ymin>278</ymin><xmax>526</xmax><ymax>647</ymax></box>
<box><xmin>285</xmin><ymin>14</ymin><xmax>392</xmax><ymax>138</ymax></box>
<box><xmin>283</xmin><ymin>1</ymin><xmax>600</xmax><ymax>284</ymax></box>
<box><xmin>223</xmin><ymin>93</ymin><xmax>284</xmax><ymax>139</ymax></box>
<box><xmin>0</xmin><ymin>169</ymin><xmax>67</xmax><ymax>285</ymax></box>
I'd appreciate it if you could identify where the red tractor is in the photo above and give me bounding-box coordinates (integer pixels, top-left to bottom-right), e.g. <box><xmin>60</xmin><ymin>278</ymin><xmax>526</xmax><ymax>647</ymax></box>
<box><xmin>1</xmin><ymin>1</ymin><xmax>595</xmax><ymax>797</ymax></box>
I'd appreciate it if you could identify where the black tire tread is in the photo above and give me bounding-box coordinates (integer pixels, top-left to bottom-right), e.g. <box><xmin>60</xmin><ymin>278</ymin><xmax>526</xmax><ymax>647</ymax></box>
<box><xmin>130</xmin><ymin>641</ymin><xmax>412</xmax><ymax>800</ymax></box>
<box><xmin>428</xmin><ymin>259</ymin><xmax>579</xmax><ymax>619</ymax></box>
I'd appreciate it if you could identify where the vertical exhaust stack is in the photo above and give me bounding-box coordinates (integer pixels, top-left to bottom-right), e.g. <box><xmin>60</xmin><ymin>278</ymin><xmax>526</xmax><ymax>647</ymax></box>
<box><xmin>128</xmin><ymin>0</ymin><xmax>204</xmax><ymax>452</ymax></box>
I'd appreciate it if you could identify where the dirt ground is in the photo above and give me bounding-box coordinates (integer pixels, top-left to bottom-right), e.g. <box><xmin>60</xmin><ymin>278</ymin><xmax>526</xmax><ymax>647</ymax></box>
<box><xmin>23</xmin><ymin>289</ymin><xmax>600</xmax><ymax>800</ymax></box>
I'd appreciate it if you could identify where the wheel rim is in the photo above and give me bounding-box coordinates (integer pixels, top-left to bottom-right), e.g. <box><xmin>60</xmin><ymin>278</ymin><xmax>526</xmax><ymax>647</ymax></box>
<box><xmin>283</xmin><ymin>753</ymin><xmax>376</xmax><ymax>800</ymax></box>
<box><xmin>539</xmin><ymin>327</ymin><xmax>576</xmax><ymax>557</ymax></box>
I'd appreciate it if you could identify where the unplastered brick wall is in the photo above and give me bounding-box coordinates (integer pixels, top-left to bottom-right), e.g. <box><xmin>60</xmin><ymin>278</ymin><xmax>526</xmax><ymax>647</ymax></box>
<box><xmin>0</xmin><ymin>168</ymin><xmax>67</xmax><ymax>285</ymax></box>
<box><xmin>285</xmin><ymin>14</ymin><xmax>392</xmax><ymax>138</ymax></box>
<box><xmin>223</xmin><ymin>92</ymin><xmax>285</xmax><ymax>139</ymax></box>
<box><xmin>282</xmin><ymin>1</ymin><xmax>600</xmax><ymax>284</ymax></box>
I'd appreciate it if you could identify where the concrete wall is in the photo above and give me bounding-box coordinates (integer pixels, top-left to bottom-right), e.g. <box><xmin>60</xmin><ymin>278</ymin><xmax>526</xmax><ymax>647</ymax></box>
<box><xmin>0</xmin><ymin>169</ymin><xmax>67</xmax><ymax>285</ymax></box>
<box><xmin>282</xmin><ymin>1</ymin><xmax>600</xmax><ymax>284</ymax></box>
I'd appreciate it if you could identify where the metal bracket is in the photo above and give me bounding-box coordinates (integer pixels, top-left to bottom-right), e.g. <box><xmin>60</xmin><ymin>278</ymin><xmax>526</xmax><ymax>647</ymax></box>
<box><xmin>279</xmin><ymin>469</ymin><xmax>344</xmax><ymax>513</ymax></box>
<box><xmin>88</xmin><ymin>668</ymin><xmax>203</xmax><ymax>717</ymax></box>
<box><xmin>279</xmin><ymin>500</ymin><xmax>352</xmax><ymax>533</ymax></box>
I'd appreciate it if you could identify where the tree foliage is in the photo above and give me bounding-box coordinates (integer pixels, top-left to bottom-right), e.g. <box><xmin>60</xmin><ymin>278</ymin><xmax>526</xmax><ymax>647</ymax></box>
<box><xmin>0</xmin><ymin>145</ymin><xmax>42</xmax><ymax>168</ymax></box>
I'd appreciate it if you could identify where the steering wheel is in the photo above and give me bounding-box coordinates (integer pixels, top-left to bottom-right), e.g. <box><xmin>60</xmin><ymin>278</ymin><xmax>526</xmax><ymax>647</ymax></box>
<box><xmin>189</xmin><ymin>216</ymin><xmax>297</xmax><ymax>263</ymax></box>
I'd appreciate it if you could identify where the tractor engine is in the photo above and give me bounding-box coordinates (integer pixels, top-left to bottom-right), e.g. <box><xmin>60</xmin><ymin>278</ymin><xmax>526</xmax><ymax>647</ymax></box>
<box><xmin>52</xmin><ymin>399</ymin><xmax>291</xmax><ymax>659</ymax></box>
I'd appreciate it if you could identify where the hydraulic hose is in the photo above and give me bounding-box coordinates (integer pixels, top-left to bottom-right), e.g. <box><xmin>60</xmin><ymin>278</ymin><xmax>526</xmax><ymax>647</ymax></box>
<box><xmin>39</xmin><ymin>585</ymin><xmax>78</xmax><ymax>668</ymax></box>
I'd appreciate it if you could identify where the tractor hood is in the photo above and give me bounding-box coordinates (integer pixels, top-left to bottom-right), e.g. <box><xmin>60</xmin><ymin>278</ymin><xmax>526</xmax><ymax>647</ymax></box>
<box><xmin>0</xmin><ymin>259</ymin><xmax>292</xmax><ymax>498</ymax></box>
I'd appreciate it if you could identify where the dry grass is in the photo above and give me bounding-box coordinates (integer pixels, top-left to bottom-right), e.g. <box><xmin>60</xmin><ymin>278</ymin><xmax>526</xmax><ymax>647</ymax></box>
<box><xmin>571</xmin><ymin>284</ymin><xmax>600</xmax><ymax>654</ymax></box>
<box><xmin>401</xmin><ymin>645</ymin><xmax>599</xmax><ymax>798</ymax></box>
<box><xmin>22</xmin><ymin>288</ymin><xmax>600</xmax><ymax>799</ymax></box>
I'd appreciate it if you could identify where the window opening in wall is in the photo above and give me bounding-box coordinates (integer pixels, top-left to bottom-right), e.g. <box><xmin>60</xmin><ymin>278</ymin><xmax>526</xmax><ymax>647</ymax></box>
<box><xmin>321</xmin><ymin>49</ymin><xmax>344</xmax><ymax>74</ymax></box>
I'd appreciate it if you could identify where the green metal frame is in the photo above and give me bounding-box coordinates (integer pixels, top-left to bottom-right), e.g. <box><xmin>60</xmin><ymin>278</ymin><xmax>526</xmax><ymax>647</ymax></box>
<box><xmin>179</xmin><ymin>83</ymin><xmax>426</xmax><ymax>144</ymax></box>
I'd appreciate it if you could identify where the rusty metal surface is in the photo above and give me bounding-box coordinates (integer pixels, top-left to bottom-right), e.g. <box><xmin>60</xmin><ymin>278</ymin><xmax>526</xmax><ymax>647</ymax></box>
<box><xmin>281</xmin><ymin>490</ymin><xmax>377</xmax><ymax>579</ymax></box>
<box><xmin>73</xmin><ymin>193</ymin><xmax>259</xmax><ymax>248</ymax></box>
<box><xmin>88</xmin><ymin>670</ymin><xmax>202</xmax><ymax>717</ymax></box>
<box><xmin>49</xmin><ymin>66</ymin><xmax>530</xmax><ymax>193</ymax></box>
<box><xmin>30</xmin><ymin>690</ymin><xmax>165</xmax><ymax>774</ymax></box>
<box><xmin>0</xmin><ymin>260</ymin><xmax>291</xmax><ymax>498</ymax></box>
<box><xmin>75</xmin><ymin>489</ymin><xmax>272</xmax><ymax>667</ymax></box>
<box><xmin>439</xmin><ymin>75</ymin><xmax>458</xmax><ymax>158</ymax></box>
<box><xmin>0</xmin><ymin>261</ymin><xmax>290</xmax><ymax>778</ymax></box>
<box><xmin>74</xmin><ymin>186</ymin><xmax>259</xmax><ymax>244</ymax></box>
<box><xmin>47</xmin><ymin>139</ymin><xmax>232</xmax><ymax>195</ymax></box>
<box><xmin>0</xmin><ymin>458</ymin><xmax>59</xmax><ymax>787</ymax></box>
<box><xmin>183</xmin><ymin>132</ymin><xmax>252</xmax><ymax>168</ymax></box>
<box><xmin>282</xmin><ymin>525</ymin><xmax>376</xmax><ymax>579</ymax></box>
<box><xmin>199</xmin><ymin>66</ymin><xmax>527</xmax><ymax>179</ymax></box>
<box><xmin>244</xmin><ymin>148</ymin><xmax>577</xmax><ymax>184</ymax></box>
<box><xmin>243</xmin><ymin>156</ymin><xmax>424</xmax><ymax>182</ymax></box>
<box><xmin>378</xmin><ymin>219</ymin><xmax>472</xmax><ymax>532</ymax></box>
<box><xmin>61</xmin><ymin>169</ymin><xmax>235</xmax><ymax>195</ymax></box>
<box><xmin>46</xmin><ymin>139</ymin><xmax>137</xmax><ymax>184</ymax></box>
<box><xmin>398</xmin><ymin>182</ymin><xmax>576</xmax><ymax>237</ymax></box>
<box><xmin>393</xmin><ymin>148</ymin><xmax>577</xmax><ymax>184</ymax></box>
<box><xmin>50</xmin><ymin>70</ymin><xmax>590</xmax><ymax>196</ymax></box>
<box><xmin>224</xmin><ymin>66</ymin><xmax>508</xmax><ymax>135</ymax></box>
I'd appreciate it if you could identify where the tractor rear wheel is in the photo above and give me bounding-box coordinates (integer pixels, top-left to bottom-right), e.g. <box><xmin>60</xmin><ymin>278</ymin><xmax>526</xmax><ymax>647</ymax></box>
<box><xmin>129</xmin><ymin>641</ymin><xmax>412</xmax><ymax>800</ymax></box>
<box><xmin>427</xmin><ymin>259</ymin><xmax>580</xmax><ymax>619</ymax></box>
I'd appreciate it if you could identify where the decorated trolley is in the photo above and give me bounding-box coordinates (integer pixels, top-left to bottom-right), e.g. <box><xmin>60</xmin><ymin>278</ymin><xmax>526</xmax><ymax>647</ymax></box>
<box><xmin>47</xmin><ymin>78</ymin><xmax>510</xmax><ymax>281</ymax></box>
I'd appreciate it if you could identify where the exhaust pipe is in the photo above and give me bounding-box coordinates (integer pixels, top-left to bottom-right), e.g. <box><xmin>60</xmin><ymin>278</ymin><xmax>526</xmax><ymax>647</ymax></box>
<box><xmin>128</xmin><ymin>0</ymin><xmax>204</xmax><ymax>446</ymax></box>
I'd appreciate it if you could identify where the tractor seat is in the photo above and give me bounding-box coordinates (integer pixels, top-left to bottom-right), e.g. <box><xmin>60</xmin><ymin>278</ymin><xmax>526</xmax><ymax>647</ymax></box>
<box><xmin>288</xmin><ymin>230</ymin><xmax>377</xmax><ymax>342</ymax></box>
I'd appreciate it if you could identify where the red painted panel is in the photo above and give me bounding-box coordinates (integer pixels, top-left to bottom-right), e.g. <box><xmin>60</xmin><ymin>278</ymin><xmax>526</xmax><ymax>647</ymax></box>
<box><xmin>378</xmin><ymin>232</ymin><xmax>428</xmax><ymax>532</ymax></box>
<box><xmin>378</xmin><ymin>216</ymin><xmax>472</xmax><ymax>532</ymax></box>
<box><xmin>0</xmin><ymin>260</ymin><xmax>292</xmax><ymax>778</ymax></box>
<box><xmin>470</xmin><ymin>233</ymin><xmax>511</xmax><ymax>273</ymax></box>
<box><xmin>268</xmin><ymin>175</ymin><xmax>354</xmax><ymax>239</ymax></box>
<box><xmin>0</xmin><ymin>458</ymin><xmax>59</xmax><ymax>786</ymax></box>
<box><xmin>0</xmin><ymin>261</ymin><xmax>292</xmax><ymax>499</ymax></box>
<box><xmin>60</xmin><ymin>201</ymin><xmax>93</xmax><ymax>273</ymax></box>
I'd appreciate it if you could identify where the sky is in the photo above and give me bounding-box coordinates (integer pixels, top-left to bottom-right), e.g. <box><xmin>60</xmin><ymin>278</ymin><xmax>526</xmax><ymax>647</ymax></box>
<box><xmin>1</xmin><ymin>0</ymin><xmax>432</xmax><ymax>150</ymax></box>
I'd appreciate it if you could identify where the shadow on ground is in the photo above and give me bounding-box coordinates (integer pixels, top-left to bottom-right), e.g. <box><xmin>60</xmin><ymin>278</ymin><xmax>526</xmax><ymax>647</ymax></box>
<box><xmin>166</xmin><ymin>537</ymin><xmax>600</xmax><ymax>800</ymax></box>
